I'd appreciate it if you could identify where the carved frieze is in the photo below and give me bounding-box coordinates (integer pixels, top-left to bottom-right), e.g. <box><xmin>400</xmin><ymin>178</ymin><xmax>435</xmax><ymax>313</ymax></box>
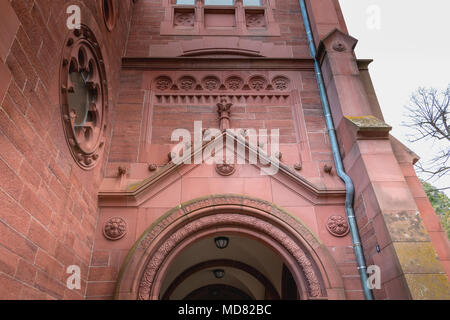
<box><xmin>153</xmin><ymin>75</ymin><xmax>291</xmax><ymax>93</ymax></box>
<box><xmin>151</xmin><ymin>74</ymin><xmax>292</xmax><ymax>105</ymax></box>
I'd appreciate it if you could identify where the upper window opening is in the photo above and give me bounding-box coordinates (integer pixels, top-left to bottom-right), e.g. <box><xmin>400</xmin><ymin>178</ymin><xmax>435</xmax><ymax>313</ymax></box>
<box><xmin>204</xmin><ymin>0</ymin><xmax>234</xmax><ymax>5</ymax></box>
<box><xmin>243</xmin><ymin>0</ymin><xmax>262</xmax><ymax>6</ymax></box>
<box><xmin>176</xmin><ymin>0</ymin><xmax>195</xmax><ymax>4</ymax></box>
<box><xmin>167</xmin><ymin>0</ymin><xmax>279</xmax><ymax>36</ymax></box>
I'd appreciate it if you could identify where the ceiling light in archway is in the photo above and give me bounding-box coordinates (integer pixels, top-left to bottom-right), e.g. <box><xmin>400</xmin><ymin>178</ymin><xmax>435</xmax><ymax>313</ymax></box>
<box><xmin>214</xmin><ymin>237</ymin><xmax>229</xmax><ymax>249</ymax></box>
<box><xmin>213</xmin><ymin>269</ymin><xmax>225</xmax><ymax>279</ymax></box>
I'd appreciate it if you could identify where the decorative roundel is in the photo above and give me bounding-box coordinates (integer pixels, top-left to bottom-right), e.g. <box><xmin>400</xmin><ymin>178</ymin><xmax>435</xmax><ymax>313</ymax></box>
<box><xmin>178</xmin><ymin>76</ymin><xmax>196</xmax><ymax>90</ymax></box>
<box><xmin>60</xmin><ymin>26</ymin><xmax>108</xmax><ymax>170</ymax></box>
<box><xmin>103</xmin><ymin>217</ymin><xmax>127</xmax><ymax>241</ymax></box>
<box><xmin>202</xmin><ymin>76</ymin><xmax>221</xmax><ymax>91</ymax></box>
<box><xmin>272</xmin><ymin>76</ymin><xmax>290</xmax><ymax>91</ymax></box>
<box><xmin>225</xmin><ymin>76</ymin><xmax>244</xmax><ymax>91</ymax></box>
<box><xmin>215</xmin><ymin>163</ymin><xmax>236</xmax><ymax>176</ymax></box>
<box><xmin>101</xmin><ymin>0</ymin><xmax>117</xmax><ymax>31</ymax></box>
<box><xmin>155</xmin><ymin>76</ymin><xmax>173</xmax><ymax>91</ymax></box>
<box><xmin>326</xmin><ymin>215</ymin><xmax>350</xmax><ymax>237</ymax></box>
<box><xmin>249</xmin><ymin>75</ymin><xmax>267</xmax><ymax>91</ymax></box>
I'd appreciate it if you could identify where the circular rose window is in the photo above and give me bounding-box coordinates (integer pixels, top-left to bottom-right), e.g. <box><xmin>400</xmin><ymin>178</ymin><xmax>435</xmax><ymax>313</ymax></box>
<box><xmin>60</xmin><ymin>26</ymin><xmax>108</xmax><ymax>170</ymax></box>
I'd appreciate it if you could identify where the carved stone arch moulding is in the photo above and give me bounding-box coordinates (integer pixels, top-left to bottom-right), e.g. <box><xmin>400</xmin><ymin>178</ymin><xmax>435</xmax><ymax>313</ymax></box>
<box><xmin>114</xmin><ymin>195</ymin><xmax>345</xmax><ymax>300</ymax></box>
<box><xmin>60</xmin><ymin>25</ymin><xmax>108</xmax><ymax>170</ymax></box>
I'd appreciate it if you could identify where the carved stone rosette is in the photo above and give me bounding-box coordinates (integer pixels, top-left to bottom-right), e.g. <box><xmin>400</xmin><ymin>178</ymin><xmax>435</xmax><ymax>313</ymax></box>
<box><xmin>326</xmin><ymin>215</ymin><xmax>350</xmax><ymax>237</ymax></box>
<box><xmin>215</xmin><ymin>163</ymin><xmax>236</xmax><ymax>176</ymax></box>
<box><xmin>272</xmin><ymin>76</ymin><xmax>290</xmax><ymax>91</ymax></box>
<box><xmin>178</xmin><ymin>76</ymin><xmax>196</xmax><ymax>90</ymax></box>
<box><xmin>249</xmin><ymin>76</ymin><xmax>267</xmax><ymax>91</ymax></box>
<box><xmin>155</xmin><ymin>76</ymin><xmax>172</xmax><ymax>91</ymax></box>
<box><xmin>103</xmin><ymin>217</ymin><xmax>127</xmax><ymax>241</ymax></box>
<box><xmin>202</xmin><ymin>76</ymin><xmax>220</xmax><ymax>91</ymax></box>
<box><xmin>225</xmin><ymin>76</ymin><xmax>244</xmax><ymax>91</ymax></box>
<box><xmin>60</xmin><ymin>26</ymin><xmax>108</xmax><ymax>170</ymax></box>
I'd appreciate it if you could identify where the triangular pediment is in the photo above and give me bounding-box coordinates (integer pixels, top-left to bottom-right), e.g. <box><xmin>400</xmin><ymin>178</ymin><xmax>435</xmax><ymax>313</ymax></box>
<box><xmin>99</xmin><ymin>131</ymin><xmax>345</xmax><ymax>207</ymax></box>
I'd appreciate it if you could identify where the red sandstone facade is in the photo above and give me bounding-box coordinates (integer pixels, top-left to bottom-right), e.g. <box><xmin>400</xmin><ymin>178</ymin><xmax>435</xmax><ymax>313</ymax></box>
<box><xmin>0</xmin><ymin>0</ymin><xmax>448</xmax><ymax>300</ymax></box>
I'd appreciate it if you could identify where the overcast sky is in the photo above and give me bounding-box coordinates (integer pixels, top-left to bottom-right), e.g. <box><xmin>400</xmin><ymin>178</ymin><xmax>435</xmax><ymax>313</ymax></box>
<box><xmin>338</xmin><ymin>0</ymin><xmax>450</xmax><ymax>193</ymax></box>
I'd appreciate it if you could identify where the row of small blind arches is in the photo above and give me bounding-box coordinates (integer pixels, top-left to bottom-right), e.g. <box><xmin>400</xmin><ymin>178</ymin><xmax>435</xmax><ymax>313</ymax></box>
<box><xmin>177</xmin><ymin>0</ymin><xmax>262</xmax><ymax>6</ymax></box>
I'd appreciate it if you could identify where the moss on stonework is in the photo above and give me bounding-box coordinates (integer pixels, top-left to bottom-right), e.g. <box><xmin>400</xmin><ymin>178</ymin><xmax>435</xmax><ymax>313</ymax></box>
<box><xmin>393</xmin><ymin>242</ymin><xmax>444</xmax><ymax>274</ymax></box>
<box><xmin>404</xmin><ymin>274</ymin><xmax>450</xmax><ymax>300</ymax></box>
<box><xmin>345</xmin><ymin>115</ymin><xmax>392</xmax><ymax>131</ymax></box>
<box><xmin>383</xmin><ymin>211</ymin><xmax>430</xmax><ymax>242</ymax></box>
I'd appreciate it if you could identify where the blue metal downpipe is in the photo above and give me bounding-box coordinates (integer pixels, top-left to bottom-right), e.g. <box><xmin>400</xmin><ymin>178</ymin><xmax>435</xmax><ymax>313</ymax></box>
<box><xmin>298</xmin><ymin>0</ymin><xmax>374</xmax><ymax>300</ymax></box>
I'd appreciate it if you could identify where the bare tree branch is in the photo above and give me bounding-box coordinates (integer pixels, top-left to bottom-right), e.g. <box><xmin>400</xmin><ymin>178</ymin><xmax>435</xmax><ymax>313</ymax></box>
<box><xmin>403</xmin><ymin>85</ymin><xmax>450</xmax><ymax>181</ymax></box>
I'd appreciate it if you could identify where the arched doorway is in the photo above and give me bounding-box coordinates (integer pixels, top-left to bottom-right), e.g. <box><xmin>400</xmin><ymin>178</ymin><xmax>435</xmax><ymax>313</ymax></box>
<box><xmin>114</xmin><ymin>195</ymin><xmax>345</xmax><ymax>300</ymax></box>
<box><xmin>160</xmin><ymin>235</ymin><xmax>287</xmax><ymax>300</ymax></box>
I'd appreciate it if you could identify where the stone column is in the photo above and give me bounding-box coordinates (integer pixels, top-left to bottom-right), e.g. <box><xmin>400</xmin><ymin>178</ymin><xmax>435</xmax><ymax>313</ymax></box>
<box><xmin>314</xmin><ymin>28</ymin><xmax>450</xmax><ymax>299</ymax></box>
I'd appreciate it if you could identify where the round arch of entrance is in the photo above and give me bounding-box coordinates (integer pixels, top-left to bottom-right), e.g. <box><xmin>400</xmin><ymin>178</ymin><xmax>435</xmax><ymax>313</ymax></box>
<box><xmin>114</xmin><ymin>195</ymin><xmax>346</xmax><ymax>300</ymax></box>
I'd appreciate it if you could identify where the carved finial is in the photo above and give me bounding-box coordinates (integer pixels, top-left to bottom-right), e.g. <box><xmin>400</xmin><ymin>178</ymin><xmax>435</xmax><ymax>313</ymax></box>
<box><xmin>118</xmin><ymin>166</ymin><xmax>128</xmax><ymax>176</ymax></box>
<box><xmin>217</xmin><ymin>96</ymin><xmax>233</xmax><ymax>131</ymax></box>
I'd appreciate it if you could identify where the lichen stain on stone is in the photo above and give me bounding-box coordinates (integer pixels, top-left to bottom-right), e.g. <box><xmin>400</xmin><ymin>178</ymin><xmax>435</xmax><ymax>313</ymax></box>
<box><xmin>394</xmin><ymin>242</ymin><xmax>443</xmax><ymax>274</ymax></box>
<box><xmin>405</xmin><ymin>274</ymin><xmax>450</xmax><ymax>300</ymax></box>
<box><xmin>345</xmin><ymin>115</ymin><xmax>392</xmax><ymax>130</ymax></box>
<box><xmin>384</xmin><ymin>211</ymin><xmax>429</xmax><ymax>242</ymax></box>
